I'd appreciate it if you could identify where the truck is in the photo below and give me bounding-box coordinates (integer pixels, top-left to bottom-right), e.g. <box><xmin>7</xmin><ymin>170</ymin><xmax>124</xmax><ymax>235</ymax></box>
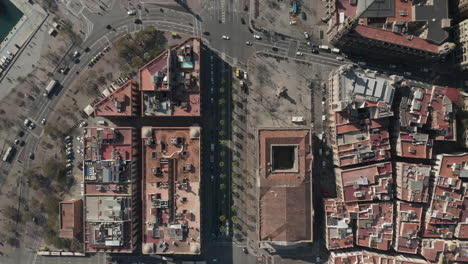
<box><xmin>319</xmin><ymin>45</ymin><xmax>330</xmax><ymax>51</ymax></box>
<box><xmin>43</xmin><ymin>79</ymin><xmax>57</xmax><ymax>97</ymax></box>
<box><xmin>2</xmin><ymin>146</ymin><xmax>14</xmax><ymax>162</ymax></box>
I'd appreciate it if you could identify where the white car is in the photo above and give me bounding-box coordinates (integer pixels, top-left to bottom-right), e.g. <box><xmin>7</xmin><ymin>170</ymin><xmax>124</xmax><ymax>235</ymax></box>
<box><xmin>253</xmin><ymin>34</ymin><xmax>261</xmax><ymax>40</ymax></box>
<box><xmin>243</xmin><ymin>72</ymin><xmax>248</xmax><ymax>80</ymax></box>
<box><xmin>127</xmin><ymin>10</ymin><xmax>136</xmax><ymax>15</ymax></box>
<box><xmin>41</xmin><ymin>118</ymin><xmax>46</xmax><ymax>125</ymax></box>
<box><xmin>245</xmin><ymin>41</ymin><xmax>252</xmax><ymax>45</ymax></box>
<box><xmin>336</xmin><ymin>56</ymin><xmax>344</xmax><ymax>61</ymax></box>
<box><xmin>222</xmin><ymin>35</ymin><xmax>230</xmax><ymax>40</ymax></box>
<box><xmin>296</xmin><ymin>51</ymin><xmax>303</xmax><ymax>56</ymax></box>
<box><xmin>79</xmin><ymin>121</ymin><xmax>87</xmax><ymax>128</ymax></box>
<box><xmin>304</xmin><ymin>32</ymin><xmax>309</xmax><ymax>39</ymax></box>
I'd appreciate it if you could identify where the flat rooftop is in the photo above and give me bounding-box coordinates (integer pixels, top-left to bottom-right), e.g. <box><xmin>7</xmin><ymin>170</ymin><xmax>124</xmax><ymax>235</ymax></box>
<box><xmin>59</xmin><ymin>199</ymin><xmax>82</xmax><ymax>239</ymax></box>
<box><xmin>140</xmin><ymin>38</ymin><xmax>201</xmax><ymax>117</ymax></box>
<box><xmin>430</xmin><ymin>86</ymin><xmax>459</xmax><ymax>141</ymax></box>
<box><xmin>258</xmin><ymin>129</ymin><xmax>313</xmax><ymax>243</ymax></box>
<box><xmin>338</xmin><ymin>162</ymin><xmax>392</xmax><ymax>203</ymax></box>
<box><xmin>141</xmin><ymin>126</ymin><xmax>201</xmax><ymax>255</ymax></box>
<box><xmin>395</xmin><ymin>202</ymin><xmax>423</xmax><ymax>254</ymax></box>
<box><xmin>94</xmin><ymin>81</ymin><xmax>135</xmax><ymax>116</ymax></box>
<box><xmin>334</xmin><ymin>0</ymin><xmax>450</xmax><ymax>52</ymax></box>
<box><xmin>83</xmin><ymin>127</ymin><xmax>134</xmax><ymax>184</ymax></box>
<box><xmin>396</xmin><ymin>162</ymin><xmax>431</xmax><ymax>203</ymax></box>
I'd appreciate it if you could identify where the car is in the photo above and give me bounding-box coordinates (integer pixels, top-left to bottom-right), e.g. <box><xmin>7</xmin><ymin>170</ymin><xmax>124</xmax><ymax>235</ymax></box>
<box><xmin>357</xmin><ymin>61</ymin><xmax>366</xmax><ymax>66</ymax></box>
<box><xmin>29</xmin><ymin>152</ymin><xmax>34</xmax><ymax>160</ymax></box>
<box><xmin>311</xmin><ymin>48</ymin><xmax>318</xmax><ymax>54</ymax></box>
<box><xmin>253</xmin><ymin>34</ymin><xmax>261</xmax><ymax>40</ymax></box>
<box><xmin>72</xmin><ymin>51</ymin><xmax>80</xmax><ymax>58</ymax></box>
<box><xmin>41</xmin><ymin>118</ymin><xmax>46</xmax><ymax>125</ymax></box>
<box><xmin>240</xmin><ymin>80</ymin><xmax>245</xmax><ymax>88</ymax></box>
<box><xmin>134</xmin><ymin>18</ymin><xmax>142</xmax><ymax>24</ymax></box>
<box><xmin>241</xmin><ymin>17</ymin><xmax>246</xmax><ymax>24</ymax></box>
<box><xmin>59</xmin><ymin>67</ymin><xmax>69</xmax><ymax>75</ymax></box>
<box><xmin>422</xmin><ymin>68</ymin><xmax>429</xmax><ymax>72</ymax></box>
<box><xmin>389</xmin><ymin>64</ymin><xmax>397</xmax><ymax>69</ymax></box>
<box><xmin>106</xmin><ymin>24</ymin><xmax>112</xmax><ymax>30</ymax></box>
<box><xmin>272</xmin><ymin>47</ymin><xmax>278</xmax><ymax>51</ymax></box>
<box><xmin>127</xmin><ymin>10</ymin><xmax>136</xmax><ymax>15</ymax></box>
<box><xmin>203</xmin><ymin>31</ymin><xmax>210</xmax><ymax>35</ymax></box>
<box><xmin>243</xmin><ymin>72</ymin><xmax>248</xmax><ymax>80</ymax></box>
<box><xmin>404</xmin><ymin>71</ymin><xmax>412</xmax><ymax>76</ymax></box>
<box><xmin>296</xmin><ymin>51</ymin><xmax>303</xmax><ymax>56</ymax></box>
<box><xmin>336</xmin><ymin>56</ymin><xmax>344</xmax><ymax>61</ymax></box>
<box><xmin>79</xmin><ymin>121</ymin><xmax>87</xmax><ymax>128</ymax></box>
<box><xmin>24</xmin><ymin>118</ymin><xmax>31</xmax><ymax>127</ymax></box>
<box><xmin>322</xmin><ymin>188</ymin><xmax>330</xmax><ymax>198</ymax></box>
<box><xmin>28</xmin><ymin>123</ymin><xmax>36</xmax><ymax>130</ymax></box>
<box><xmin>243</xmin><ymin>3</ymin><xmax>248</xmax><ymax>10</ymax></box>
<box><xmin>14</xmin><ymin>139</ymin><xmax>20</xmax><ymax>145</ymax></box>
<box><xmin>222</xmin><ymin>35</ymin><xmax>230</xmax><ymax>40</ymax></box>
<box><xmin>242</xmin><ymin>247</ymin><xmax>248</xmax><ymax>254</ymax></box>
<box><xmin>245</xmin><ymin>41</ymin><xmax>252</xmax><ymax>45</ymax></box>
<box><xmin>303</xmin><ymin>32</ymin><xmax>309</xmax><ymax>39</ymax></box>
<box><xmin>103</xmin><ymin>46</ymin><xmax>110</xmax><ymax>52</ymax></box>
<box><xmin>211</xmin><ymin>175</ymin><xmax>214</xmax><ymax>181</ymax></box>
<box><xmin>76</xmin><ymin>165</ymin><xmax>83</xmax><ymax>170</ymax></box>
<box><xmin>17</xmin><ymin>130</ymin><xmax>25</xmax><ymax>137</ymax></box>
<box><xmin>210</xmin><ymin>98</ymin><xmax>214</xmax><ymax>104</ymax></box>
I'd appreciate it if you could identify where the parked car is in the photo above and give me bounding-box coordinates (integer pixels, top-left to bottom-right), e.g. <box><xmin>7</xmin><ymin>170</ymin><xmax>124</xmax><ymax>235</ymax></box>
<box><xmin>222</xmin><ymin>35</ymin><xmax>230</xmax><ymax>40</ymax></box>
<box><xmin>127</xmin><ymin>10</ymin><xmax>136</xmax><ymax>15</ymax></box>
<box><xmin>245</xmin><ymin>41</ymin><xmax>252</xmax><ymax>45</ymax></box>
<box><xmin>303</xmin><ymin>32</ymin><xmax>309</xmax><ymax>39</ymax></box>
<box><xmin>79</xmin><ymin>121</ymin><xmax>87</xmax><ymax>128</ymax></box>
<box><xmin>41</xmin><ymin>118</ymin><xmax>46</xmax><ymax>125</ymax></box>
<box><xmin>296</xmin><ymin>51</ymin><xmax>303</xmax><ymax>56</ymax></box>
<box><xmin>253</xmin><ymin>34</ymin><xmax>261</xmax><ymax>40</ymax></box>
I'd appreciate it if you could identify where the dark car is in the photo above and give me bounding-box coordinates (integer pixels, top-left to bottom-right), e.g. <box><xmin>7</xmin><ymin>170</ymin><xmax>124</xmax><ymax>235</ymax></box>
<box><xmin>242</xmin><ymin>247</ymin><xmax>248</xmax><ymax>254</ymax></box>
<box><xmin>272</xmin><ymin>47</ymin><xmax>278</xmax><ymax>51</ymax></box>
<box><xmin>203</xmin><ymin>31</ymin><xmax>210</xmax><ymax>36</ymax></box>
<box><xmin>106</xmin><ymin>24</ymin><xmax>112</xmax><ymax>30</ymax></box>
<box><xmin>134</xmin><ymin>19</ymin><xmax>142</xmax><ymax>24</ymax></box>
<box><xmin>241</xmin><ymin>17</ymin><xmax>246</xmax><ymax>24</ymax></box>
<box><xmin>17</xmin><ymin>130</ymin><xmax>25</xmax><ymax>137</ymax></box>
<box><xmin>29</xmin><ymin>152</ymin><xmax>34</xmax><ymax>160</ymax></box>
<box><xmin>311</xmin><ymin>49</ymin><xmax>319</xmax><ymax>54</ymax></box>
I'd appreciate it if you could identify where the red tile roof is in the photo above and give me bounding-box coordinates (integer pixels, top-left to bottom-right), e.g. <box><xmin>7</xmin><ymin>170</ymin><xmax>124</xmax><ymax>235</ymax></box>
<box><xmin>354</xmin><ymin>25</ymin><xmax>440</xmax><ymax>53</ymax></box>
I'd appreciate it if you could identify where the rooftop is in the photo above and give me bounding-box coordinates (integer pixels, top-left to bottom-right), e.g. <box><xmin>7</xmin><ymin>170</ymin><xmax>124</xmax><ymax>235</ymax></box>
<box><xmin>335</xmin><ymin>0</ymin><xmax>451</xmax><ymax>52</ymax></box>
<box><xmin>396</xmin><ymin>162</ymin><xmax>431</xmax><ymax>203</ymax></box>
<box><xmin>83</xmin><ymin>127</ymin><xmax>134</xmax><ymax>184</ymax></box>
<box><xmin>355</xmin><ymin>203</ymin><xmax>393</xmax><ymax>251</ymax></box>
<box><xmin>397</xmin><ymin>132</ymin><xmax>433</xmax><ymax>159</ymax></box>
<box><xmin>395</xmin><ymin>202</ymin><xmax>423</xmax><ymax>254</ymax></box>
<box><xmin>337</xmin><ymin>162</ymin><xmax>392</xmax><ymax>203</ymax></box>
<box><xmin>421</xmin><ymin>240</ymin><xmax>468</xmax><ymax>263</ymax></box>
<box><xmin>330</xmin><ymin>250</ymin><xmax>428</xmax><ymax>264</ymax></box>
<box><xmin>140</xmin><ymin>38</ymin><xmax>201</xmax><ymax>117</ymax></box>
<box><xmin>141</xmin><ymin>126</ymin><xmax>201</xmax><ymax>255</ymax></box>
<box><xmin>94</xmin><ymin>81</ymin><xmax>135</xmax><ymax>116</ymax></box>
<box><xmin>430</xmin><ymin>86</ymin><xmax>459</xmax><ymax>141</ymax></box>
<box><xmin>59</xmin><ymin>199</ymin><xmax>83</xmax><ymax>239</ymax></box>
<box><xmin>325</xmin><ymin>199</ymin><xmax>354</xmax><ymax>250</ymax></box>
<box><xmin>258</xmin><ymin>129</ymin><xmax>313</xmax><ymax>244</ymax></box>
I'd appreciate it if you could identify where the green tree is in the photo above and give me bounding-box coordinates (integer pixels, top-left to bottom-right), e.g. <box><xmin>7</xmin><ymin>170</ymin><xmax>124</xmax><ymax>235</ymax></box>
<box><xmin>220</xmin><ymin>183</ymin><xmax>226</xmax><ymax>190</ymax></box>
<box><xmin>219</xmin><ymin>173</ymin><xmax>226</xmax><ymax>179</ymax></box>
<box><xmin>220</xmin><ymin>151</ymin><xmax>226</xmax><ymax>157</ymax></box>
<box><xmin>131</xmin><ymin>56</ymin><xmax>144</xmax><ymax>68</ymax></box>
<box><xmin>231</xmin><ymin>205</ymin><xmax>238</xmax><ymax>212</ymax></box>
<box><xmin>219</xmin><ymin>87</ymin><xmax>225</xmax><ymax>93</ymax></box>
<box><xmin>219</xmin><ymin>226</ymin><xmax>226</xmax><ymax>233</ymax></box>
<box><xmin>219</xmin><ymin>98</ymin><xmax>226</xmax><ymax>105</ymax></box>
<box><xmin>219</xmin><ymin>130</ymin><xmax>225</xmax><ymax>137</ymax></box>
<box><xmin>219</xmin><ymin>120</ymin><xmax>225</xmax><ymax>126</ymax></box>
<box><xmin>232</xmin><ymin>216</ymin><xmax>239</xmax><ymax>223</ymax></box>
<box><xmin>232</xmin><ymin>120</ymin><xmax>238</xmax><ymax>127</ymax></box>
<box><xmin>219</xmin><ymin>215</ymin><xmax>226</xmax><ymax>222</ymax></box>
<box><xmin>219</xmin><ymin>161</ymin><xmax>225</xmax><ymax>167</ymax></box>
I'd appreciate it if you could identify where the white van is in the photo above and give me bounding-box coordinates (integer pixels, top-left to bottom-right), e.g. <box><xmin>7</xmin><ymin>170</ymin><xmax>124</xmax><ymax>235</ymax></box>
<box><xmin>97</xmin><ymin>120</ymin><xmax>107</xmax><ymax>126</ymax></box>
<box><xmin>319</xmin><ymin>45</ymin><xmax>329</xmax><ymax>51</ymax></box>
<box><xmin>331</xmin><ymin>48</ymin><xmax>340</xmax><ymax>53</ymax></box>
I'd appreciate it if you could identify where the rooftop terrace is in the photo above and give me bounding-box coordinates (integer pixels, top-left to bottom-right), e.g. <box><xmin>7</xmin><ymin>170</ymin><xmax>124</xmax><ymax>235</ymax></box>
<box><xmin>94</xmin><ymin>81</ymin><xmax>135</xmax><ymax>116</ymax></box>
<box><xmin>141</xmin><ymin>126</ymin><xmax>201</xmax><ymax>255</ymax></box>
<box><xmin>140</xmin><ymin>38</ymin><xmax>201</xmax><ymax>117</ymax></box>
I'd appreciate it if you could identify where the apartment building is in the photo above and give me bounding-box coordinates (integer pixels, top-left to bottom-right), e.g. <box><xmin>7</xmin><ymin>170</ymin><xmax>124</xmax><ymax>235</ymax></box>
<box><xmin>325</xmin><ymin>0</ymin><xmax>455</xmax><ymax>62</ymax></box>
<box><xmin>82</xmin><ymin>127</ymin><xmax>138</xmax><ymax>253</ymax></box>
<box><xmin>139</xmin><ymin>38</ymin><xmax>201</xmax><ymax>117</ymax></box>
<box><xmin>141</xmin><ymin>126</ymin><xmax>201</xmax><ymax>255</ymax></box>
<box><xmin>93</xmin><ymin>81</ymin><xmax>138</xmax><ymax>117</ymax></box>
